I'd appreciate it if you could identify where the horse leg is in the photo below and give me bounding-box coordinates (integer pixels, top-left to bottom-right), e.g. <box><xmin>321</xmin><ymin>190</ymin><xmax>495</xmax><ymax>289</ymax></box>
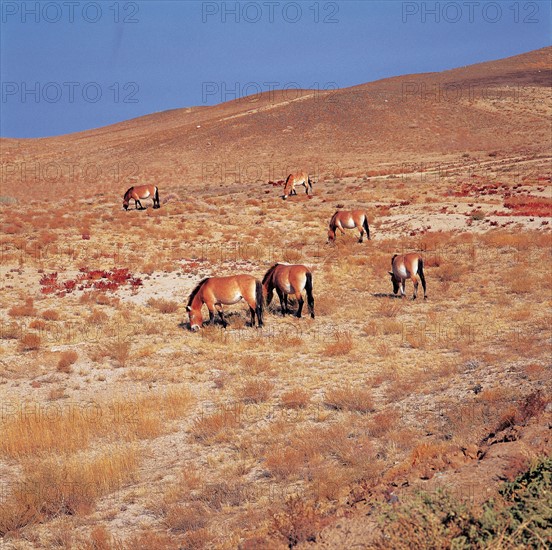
<box><xmin>411</xmin><ymin>275</ymin><xmax>419</xmax><ymax>300</ymax></box>
<box><xmin>276</xmin><ymin>288</ymin><xmax>285</xmax><ymax>315</ymax></box>
<box><xmin>248</xmin><ymin>306</ymin><xmax>256</xmax><ymax>327</ymax></box>
<box><xmin>283</xmin><ymin>293</ymin><xmax>289</xmax><ymax>315</ymax></box>
<box><xmin>215</xmin><ymin>305</ymin><xmax>228</xmax><ymax>328</ymax></box>
<box><xmin>418</xmin><ymin>262</ymin><xmax>427</xmax><ymax>299</ymax></box>
<box><xmin>136</xmin><ymin>199</ymin><xmax>143</xmax><ymax>210</ymax></box>
<box><xmin>358</xmin><ymin>225</ymin><xmax>364</xmax><ymax>243</ymax></box>
<box><xmin>208</xmin><ymin>309</ymin><xmax>215</xmax><ymax>325</ymax></box>
<box><xmin>296</xmin><ymin>293</ymin><xmax>304</xmax><ymax>318</ymax></box>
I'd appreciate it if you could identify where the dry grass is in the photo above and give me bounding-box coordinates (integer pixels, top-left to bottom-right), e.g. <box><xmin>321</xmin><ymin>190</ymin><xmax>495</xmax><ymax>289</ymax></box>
<box><xmin>57</xmin><ymin>349</ymin><xmax>78</xmax><ymax>373</ymax></box>
<box><xmin>18</xmin><ymin>332</ymin><xmax>41</xmax><ymax>351</ymax></box>
<box><xmin>237</xmin><ymin>380</ymin><xmax>274</xmax><ymax>404</ymax></box>
<box><xmin>148</xmin><ymin>298</ymin><xmax>180</xmax><ymax>314</ymax></box>
<box><xmin>324</xmin><ymin>386</ymin><xmax>374</xmax><ymax>413</ymax></box>
<box><xmin>322</xmin><ymin>332</ymin><xmax>354</xmax><ymax>356</ymax></box>
<box><xmin>0</xmin><ymin>114</ymin><xmax>550</xmax><ymax>546</ymax></box>
<box><xmin>0</xmin><ymin>388</ymin><xmax>194</xmax><ymax>458</ymax></box>
<box><xmin>0</xmin><ymin>446</ymin><xmax>139</xmax><ymax>534</ymax></box>
<box><xmin>9</xmin><ymin>298</ymin><xmax>36</xmax><ymax>317</ymax></box>
<box><xmin>190</xmin><ymin>409</ymin><xmax>241</xmax><ymax>443</ymax></box>
<box><xmin>281</xmin><ymin>388</ymin><xmax>310</xmax><ymax>409</ymax></box>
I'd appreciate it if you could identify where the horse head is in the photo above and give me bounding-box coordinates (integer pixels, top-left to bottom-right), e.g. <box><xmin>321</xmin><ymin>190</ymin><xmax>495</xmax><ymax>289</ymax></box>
<box><xmin>186</xmin><ymin>305</ymin><xmax>202</xmax><ymax>331</ymax></box>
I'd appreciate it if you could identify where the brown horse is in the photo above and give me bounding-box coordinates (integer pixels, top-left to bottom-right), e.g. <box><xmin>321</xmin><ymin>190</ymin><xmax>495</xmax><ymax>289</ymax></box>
<box><xmin>262</xmin><ymin>263</ymin><xmax>314</xmax><ymax>318</ymax></box>
<box><xmin>123</xmin><ymin>184</ymin><xmax>160</xmax><ymax>210</ymax></box>
<box><xmin>389</xmin><ymin>253</ymin><xmax>427</xmax><ymax>300</ymax></box>
<box><xmin>186</xmin><ymin>275</ymin><xmax>263</xmax><ymax>331</ymax></box>
<box><xmin>328</xmin><ymin>210</ymin><xmax>370</xmax><ymax>243</ymax></box>
<box><xmin>283</xmin><ymin>172</ymin><xmax>313</xmax><ymax>200</ymax></box>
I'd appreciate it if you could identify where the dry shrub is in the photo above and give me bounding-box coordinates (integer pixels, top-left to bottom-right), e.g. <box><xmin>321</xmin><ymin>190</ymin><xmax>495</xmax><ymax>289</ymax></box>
<box><xmin>88</xmin><ymin>309</ymin><xmax>108</xmax><ymax>325</ymax></box>
<box><xmin>363</xmin><ymin>320</ymin><xmax>378</xmax><ymax>336</ymax></box>
<box><xmin>376</xmin><ymin>299</ymin><xmax>403</xmax><ymax>317</ymax></box>
<box><xmin>238</xmin><ymin>380</ymin><xmax>273</xmax><ymax>403</ymax></box>
<box><xmin>181</xmin><ymin>528</ymin><xmax>214</xmax><ymax>550</ymax></box>
<box><xmin>1</xmin><ymin>322</ymin><xmax>20</xmax><ymax>340</ymax></box>
<box><xmin>18</xmin><ymin>332</ymin><xmax>41</xmax><ymax>351</ymax></box>
<box><xmin>29</xmin><ymin>319</ymin><xmax>46</xmax><ymax>331</ymax></box>
<box><xmin>366</xmin><ymin>410</ymin><xmax>400</xmax><ymax>437</ymax></box>
<box><xmin>381</xmin><ymin>319</ymin><xmax>402</xmax><ymax>335</ymax></box>
<box><xmin>324</xmin><ymin>386</ymin><xmax>374</xmax><ymax>413</ymax></box>
<box><xmin>57</xmin><ymin>350</ymin><xmax>78</xmax><ymax>373</ymax></box>
<box><xmin>190</xmin><ymin>410</ymin><xmax>240</xmax><ymax>442</ymax></box>
<box><xmin>101</xmin><ymin>340</ymin><xmax>131</xmax><ymax>367</ymax></box>
<box><xmin>0</xmin><ymin>446</ymin><xmax>139</xmax><ymax>534</ymax></box>
<box><xmin>9</xmin><ymin>297</ymin><xmax>36</xmax><ymax>317</ymax></box>
<box><xmin>148</xmin><ymin>298</ymin><xmax>179</xmax><ymax>314</ymax></box>
<box><xmin>82</xmin><ymin>526</ymin><xmax>124</xmax><ymax>550</ymax></box>
<box><xmin>508</xmin><ymin>266</ymin><xmax>532</xmax><ymax>294</ymax></box>
<box><xmin>281</xmin><ymin>388</ymin><xmax>310</xmax><ymax>409</ymax></box>
<box><xmin>436</xmin><ymin>263</ymin><xmax>466</xmax><ymax>283</ymax></box>
<box><xmin>165</xmin><ymin>502</ymin><xmax>209</xmax><ymax>532</ymax></box>
<box><xmin>323</xmin><ymin>332</ymin><xmax>353</xmax><ymax>356</ymax></box>
<box><xmin>271</xmin><ymin>496</ymin><xmax>328</xmax><ymax>547</ymax></box>
<box><xmin>47</xmin><ymin>387</ymin><xmax>68</xmax><ymax>401</ymax></box>
<box><xmin>241</xmin><ymin>355</ymin><xmax>273</xmax><ymax>376</ymax></box>
<box><xmin>125</xmin><ymin>531</ymin><xmax>175</xmax><ymax>550</ymax></box>
<box><xmin>264</xmin><ymin>446</ymin><xmax>306</xmax><ymax>479</ymax></box>
<box><xmin>0</xmin><ymin>388</ymin><xmax>193</xmax><ymax>458</ymax></box>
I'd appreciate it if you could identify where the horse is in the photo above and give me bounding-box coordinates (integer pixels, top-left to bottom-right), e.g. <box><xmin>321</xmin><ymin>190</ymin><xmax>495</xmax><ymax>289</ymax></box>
<box><xmin>262</xmin><ymin>263</ymin><xmax>315</xmax><ymax>318</ymax></box>
<box><xmin>327</xmin><ymin>210</ymin><xmax>370</xmax><ymax>243</ymax></box>
<box><xmin>186</xmin><ymin>275</ymin><xmax>263</xmax><ymax>331</ymax></box>
<box><xmin>389</xmin><ymin>253</ymin><xmax>427</xmax><ymax>300</ymax></box>
<box><xmin>123</xmin><ymin>184</ymin><xmax>160</xmax><ymax>210</ymax></box>
<box><xmin>282</xmin><ymin>172</ymin><xmax>313</xmax><ymax>200</ymax></box>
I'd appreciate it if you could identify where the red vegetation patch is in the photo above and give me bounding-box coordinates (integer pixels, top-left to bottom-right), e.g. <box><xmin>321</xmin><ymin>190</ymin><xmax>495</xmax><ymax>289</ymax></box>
<box><xmin>498</xmin><ymin>196</ymin><xmax>552</xmax><ymax>217</ymax></box>
<box><xmin>453</xmin><ymin>180</ymin><xmax>505</xmax><ymax>197</ymax></box>
<box><xmin>40</xmin><ymin>268</ymin><xmax>142</xmax><ymax>297</ymax></box>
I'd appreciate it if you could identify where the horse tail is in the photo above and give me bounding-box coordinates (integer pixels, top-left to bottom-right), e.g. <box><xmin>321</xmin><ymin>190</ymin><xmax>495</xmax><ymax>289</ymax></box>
<box><xmin>329</xmin><ymin>211</ymin><xmax>339</xmax><ymax>229</ymax></box>
<box><xmin>255</xmin><ymin>280</ymin><xmax>264</xmax><ymax>326</ymax></box>
<box><xmin>305</xmin><ymin>270</ymin><xmax>315</xmax><ymax>318</ymax></box>
<box><xmin>418</xmin><ymin>257</ymin><xmax>427</xmax><ymax>296</ymax></box>
<box><xmin>363</xmin><ymin>214</ymin><xmax>370</xmax><ymax>240</ymax></box>
<box><xmin>154</xmin><ymin>186</ymin><xmax>160</xmax><ymax>207</ymax></box>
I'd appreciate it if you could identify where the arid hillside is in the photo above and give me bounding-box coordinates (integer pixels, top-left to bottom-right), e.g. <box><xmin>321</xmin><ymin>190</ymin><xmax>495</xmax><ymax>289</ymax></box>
<box><xmin>0</xmin><ymin>48</ymin><xmax>550</xmax><ymax>549</ymax></box>
<box><xmin>1</xmin><ymin>47</ymin><xmax>550</xmax><ymax>199</ymax></box>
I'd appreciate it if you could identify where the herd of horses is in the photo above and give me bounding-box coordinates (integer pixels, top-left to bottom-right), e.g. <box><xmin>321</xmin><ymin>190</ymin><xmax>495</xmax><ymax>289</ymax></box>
<box><xmin>123</xmin><ymin>175</ymin><xmax>427</xmax><ymax>331</ymax></box>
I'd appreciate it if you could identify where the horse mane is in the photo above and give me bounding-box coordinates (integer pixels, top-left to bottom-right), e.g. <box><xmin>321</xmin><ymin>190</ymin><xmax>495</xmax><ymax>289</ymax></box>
<box><xmin>262</xmin><ymin>264</ymin><xmax>280</xmax><ymax>285</ymax></box>
<box><xmin>123</xmin><ymin>187</ymin><xmax>134</xmax><ymax>201</ymax></box>
<box><xmin>187</xmin><ymin>277</ymin><xmax>209</xmax><ymax>307</ymax></box>
<box><xmin>329</xmin><ymin>211</ymin><xmax>339</xmax><ymax>229</ymax></box>
<box><xmin>283</xmin><ymin>174</ymin><xmax>293</xmax><ymax>191</ymax></box>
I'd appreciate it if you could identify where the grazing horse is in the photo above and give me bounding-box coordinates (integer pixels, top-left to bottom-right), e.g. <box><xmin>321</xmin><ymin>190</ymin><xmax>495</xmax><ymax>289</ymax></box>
<box><xmin>327</xmin><ymin>210</ymin><xmax>370</xmax><ymax>243</ymax></box>
<box><xmin>123</xmin><ymin>184</ymin><xmax>160</xmax><ymax>210</ymax></box>
<box><xmin>389</xmin><ymin>253</ymin><xmax>427</xmax><ymax>300</ymax></box>
<box><xmin>282</xmin><ymin>172</ymin><xmax>313</xmax><ymax>200</ymax></box>
<box><xmin>262</xmin><ymin>263</ymin><xmax>315</xmax><ymax>318</ymax></box>
<box><xmin>186</xmin><ymin>275</ymin><xmax>263</xmax><ymax>331</ymax></box>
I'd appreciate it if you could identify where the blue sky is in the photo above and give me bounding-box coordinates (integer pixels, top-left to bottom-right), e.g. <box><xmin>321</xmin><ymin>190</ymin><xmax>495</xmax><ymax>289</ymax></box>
<box><xmin>1</xmin><ymin>0</ymin><xmax>550</xmax><ymax>138</ymax></box>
